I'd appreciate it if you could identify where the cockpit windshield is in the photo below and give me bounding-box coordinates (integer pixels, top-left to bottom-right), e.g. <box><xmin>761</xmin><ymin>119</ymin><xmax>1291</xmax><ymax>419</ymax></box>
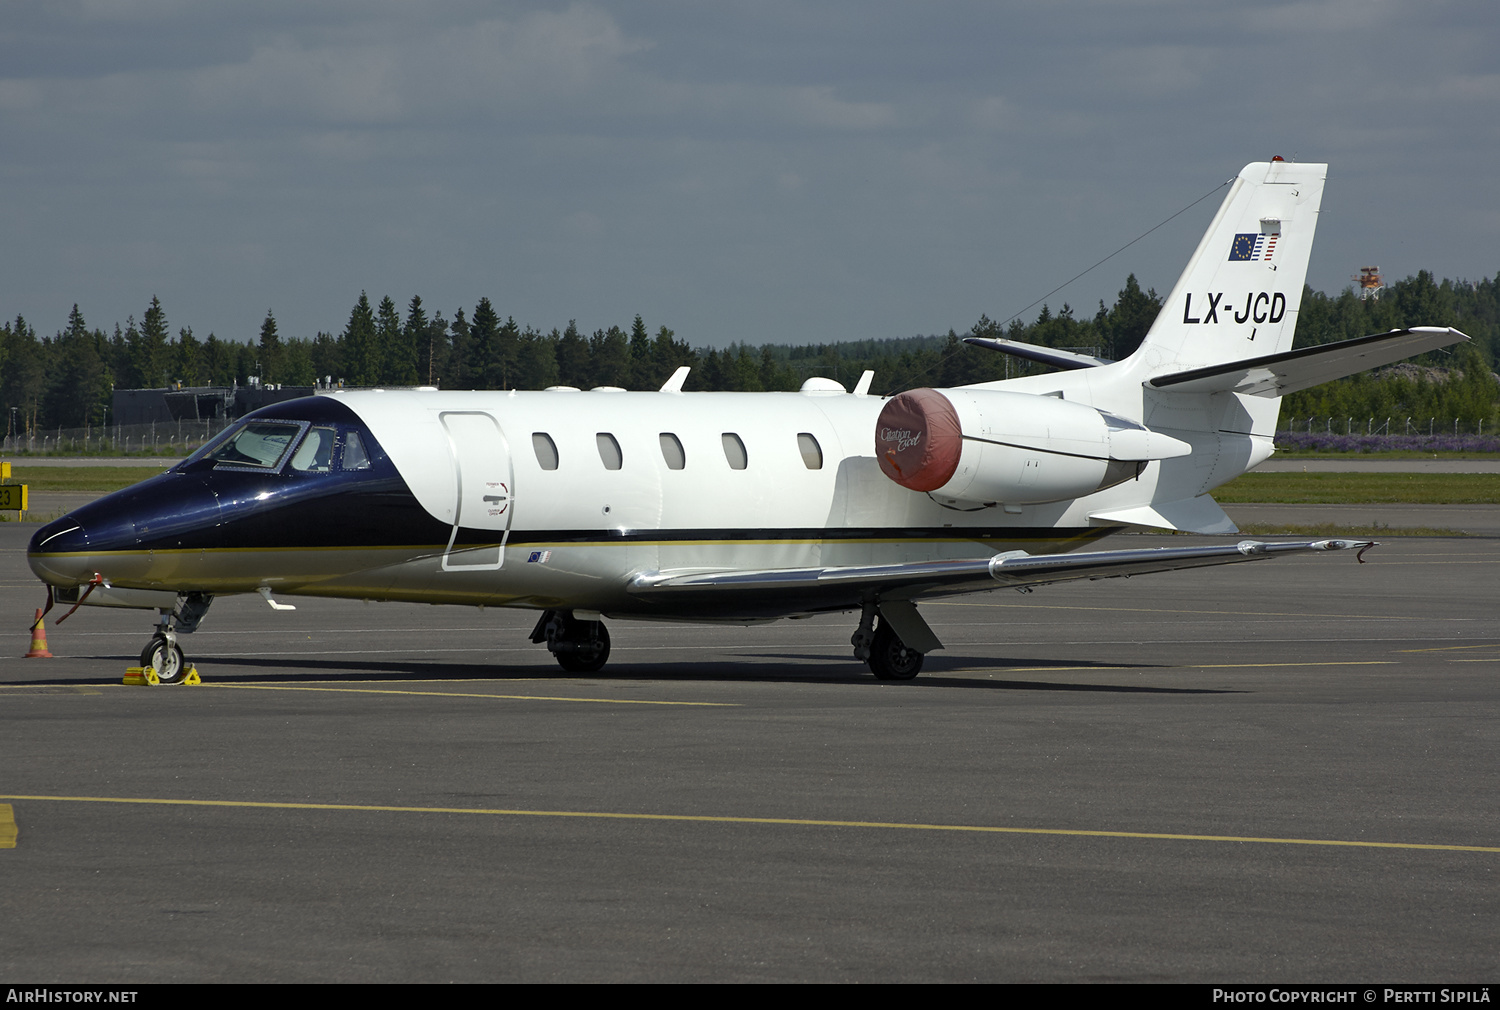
<box><xmin>178</xmin><ymin>417</ymin><xmax>377</xmax><ymax>476</ymax></box>
<box><xmin>192</xmin><ymin>421</ymin><xmax>306</xmax><ymax>470</ymax></box>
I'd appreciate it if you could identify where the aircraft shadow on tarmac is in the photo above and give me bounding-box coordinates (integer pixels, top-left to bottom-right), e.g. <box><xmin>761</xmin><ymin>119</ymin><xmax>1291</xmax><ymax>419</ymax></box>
<box><xmin>16</xmin><ymin>652</ymin><xmax>1242</xmax><ymax>694</ymax></box>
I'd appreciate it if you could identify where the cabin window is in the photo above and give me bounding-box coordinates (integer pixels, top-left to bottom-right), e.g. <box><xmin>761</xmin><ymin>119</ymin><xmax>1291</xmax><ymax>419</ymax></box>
<box><xmin>596</xmin><ymin>433</ymin><xmax>623</xmax><ymax>470</ymax></box>
<box><xmin>659</xmin><ymin>433</ymin><xmax>686</xmax><ymax>470</ymax></box>
<box><xmin>290</xmin><ymin>425</ymin><xmax>337</xmax><ymax>472</ymax></box>
<box><xmin>721</xmin><ymin>433</ymin><xmax>748</xmax><ymax>470</ymax></box>
<box><xmin>797</xmin><ymin>433</ymin><xmax>823</xmax><ymax>470</ymax></box>
<box><xmin>340</xmin><ymin>430</ymin><xmax>371</xmax><ymax>471</ymax></box>
<box><xmin>532</xmin><ymin>432</ymin><xmax>559</xmax><ymax>470</ymax></box>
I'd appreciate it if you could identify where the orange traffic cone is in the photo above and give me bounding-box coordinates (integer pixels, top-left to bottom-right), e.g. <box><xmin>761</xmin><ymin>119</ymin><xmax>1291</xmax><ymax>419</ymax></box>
<box><xmin>25</xmin><ymin>609</ymin><xmax>53</xmax><ymax>659</ymax></box>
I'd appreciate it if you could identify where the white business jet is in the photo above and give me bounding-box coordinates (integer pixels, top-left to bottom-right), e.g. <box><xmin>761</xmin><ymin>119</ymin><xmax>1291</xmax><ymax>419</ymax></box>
<box><xmin>28</xmin><ymin>160</ymin><xmax>1467</xmax><ymax>682</ymax></box>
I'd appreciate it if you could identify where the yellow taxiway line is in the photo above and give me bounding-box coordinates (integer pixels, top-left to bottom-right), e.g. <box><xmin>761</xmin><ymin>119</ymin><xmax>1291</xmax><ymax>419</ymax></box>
<box><xmin>206</xmin><ymin>683</ymin><xmax>737</xmax><ymax>706</ymax></box>
<box><xmin>945</xmin><ymin>661</ymin><xmax>1395</xmax><ymax>675</ymax></box>
<box><xmin>1397</xmin><ymin>644</ymin><xmax>1500</xmax><ymax>653</ymax></box>
<box><xmin>2</xmin><ymin>794</ymin><xmax>1495</xmax><ymax>855</ymax></box>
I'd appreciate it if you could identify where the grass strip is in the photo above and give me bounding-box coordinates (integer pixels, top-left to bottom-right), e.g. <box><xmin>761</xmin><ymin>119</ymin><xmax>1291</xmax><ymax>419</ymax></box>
<box><xmin>1273</xmin><ymin>450</ymin><xmax>1500</xmax><ymax>460</ymax></box>
<box><xmin>5</xmin><ymin>466</ymin><xmax>168</xmax><ymax>494</ymax></box>
<box><xmin>1234</xmin><ymin>522</ymin><xmax>1468</xmax><ymax>538</ymax></box>
<box><xmin>1216</xmin><ymin>472</ymin><xmax>1500</xmax><ymax>504</ymax></box>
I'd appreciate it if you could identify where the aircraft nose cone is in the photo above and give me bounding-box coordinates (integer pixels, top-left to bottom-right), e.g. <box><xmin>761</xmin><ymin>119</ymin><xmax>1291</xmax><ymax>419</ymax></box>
<box><xmin>26</xmin><ymin>472</ymin><xmax>221</xmax><ymax>588</ymax></box>
<box><xmin>27</xmin><ymin>518</ymin><xmax>93</xmax><ymax>585</ymax></box>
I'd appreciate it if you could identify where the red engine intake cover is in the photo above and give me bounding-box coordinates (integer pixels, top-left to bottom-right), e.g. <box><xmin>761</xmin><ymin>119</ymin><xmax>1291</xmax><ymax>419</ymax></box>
<box><xmin>875</xmin><ymin>388</ymin><xmax>963</xmax><ymax>492</ymax></box>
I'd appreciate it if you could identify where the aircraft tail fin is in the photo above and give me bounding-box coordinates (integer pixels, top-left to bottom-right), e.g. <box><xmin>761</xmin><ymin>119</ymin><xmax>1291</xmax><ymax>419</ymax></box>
<box><xmin>1131</xmin><ymin>160</ymin><xmax>1326</xmax><ymax>376</ymax></box>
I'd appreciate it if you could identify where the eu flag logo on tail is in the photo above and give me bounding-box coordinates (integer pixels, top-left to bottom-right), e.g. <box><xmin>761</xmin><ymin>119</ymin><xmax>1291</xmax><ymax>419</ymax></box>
<box><xmin>1229</xmin><ymin>234</ymin><xmax>1262</xmax><ymax>260</ymax></box>
<box><xmin>1229</xmin><ymin>233</ymin><xmax>1277</xmax><ymax>261</ymax></box>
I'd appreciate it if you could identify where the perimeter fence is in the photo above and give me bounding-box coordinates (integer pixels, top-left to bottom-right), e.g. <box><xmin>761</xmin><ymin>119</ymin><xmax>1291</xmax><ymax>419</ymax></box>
<box><xmin>1</xmin><ymin>419</ymin><xmax>236</xmax><ymax>457</ymax></box>
<box><xmin>1277</xmin><ymin>416</ymin><xmax>1500</xmax><ymax>453</ymax></box>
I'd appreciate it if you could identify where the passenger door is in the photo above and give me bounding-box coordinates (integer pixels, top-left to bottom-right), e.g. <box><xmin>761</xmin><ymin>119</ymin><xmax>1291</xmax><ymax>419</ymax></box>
<box><xmin>439</xmin><ymin>411</ymin><xmax>514</xmax><ymax>571</ymax></box>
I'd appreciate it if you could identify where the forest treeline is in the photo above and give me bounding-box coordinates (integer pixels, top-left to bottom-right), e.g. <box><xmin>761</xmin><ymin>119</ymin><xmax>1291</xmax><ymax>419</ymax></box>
<box><xmin>2</xmin><ymin>270</ymin><xmax>1497</xmax><ymax>434</ymax></box>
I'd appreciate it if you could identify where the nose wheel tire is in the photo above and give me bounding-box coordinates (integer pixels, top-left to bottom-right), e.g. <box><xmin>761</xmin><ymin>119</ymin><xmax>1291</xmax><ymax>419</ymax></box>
<box><xmin>141</xmin><ymin>635</ymin><xmax>187</xmax><ymax>685</ymax></box>
<box><xmin>867</xmin><ymin>622</ymin><xmax>923</xmax><ymax>681</ymax></box>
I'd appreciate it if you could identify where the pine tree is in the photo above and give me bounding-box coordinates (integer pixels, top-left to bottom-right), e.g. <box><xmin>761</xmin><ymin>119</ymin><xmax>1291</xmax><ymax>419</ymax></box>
<box><xmin>1101</xmin><ymin>274</ymin><xmax>1161</xmax><ymax>359</ymax></box>
<box><xmin>127</xmin><ymin>297</ymin><xmax>170</xmax><ymax>388</ymax></box>
<box><xmin>258</xmin><ymin>310</ymin><xmax>281</xmax><ymax>383</ymax></box>
<box><xmin>627</xmin><ymin>315</ymin><xmax>652</xmax><ymax>389</ymax></box>
<box><xmin>590</xmin><ymin>325</ymin><xmax>629</xmax><ymax>387</ymax></box>
<box><xmin>650</xmin><ymin>324</ymin><xmax>695</xmax><ymax>388</ymax></box>
<box><xmin>447</xmin><ymin>307</ymin><xmax>472</xmax><ymax>389</ymax></box>
<box><xmin>496</xmin><ymin>316</ymin><xmax>520</xmax><ymax>389</ymax></box>
<box><xmin>2</xmin><ymin>315</ymin><xmax>45</xmax><ymax>437</ymax></box>
<box><xmin>342</xmin><ymin>292</ymin><xmax>378</xmax><ymax>385</ymax></box>
<box><xmin>176</xmin><ymin>326</ymin><xmax>204</xmax><ymax>386</ymax></box>
<box><xmin>202</xmin><ymin>334</ymin><xmax>235</xmax><ymax>386</ymax></box>
<box><xmin>556</xmin><ymin>321</ymin><xmax>589</xmax><ymax>387</ymax></box>
<box><xmin>310</xmin><ymin>332</ymin><xmax>341</xmax><ymax>386</ymax></box>
<box><xmin>376</xmin><ymin>296</ymin><xmax>402</xmax><ymax>385</ymax></box>
<box><xmin>469</xmin><ymin>298</ymin><xmax>500</xmax><ymax>389</ymax></box>
<box><xmin>515</xmin><ymin>326</ymin><xmax>559</xmax><ymax>389</ymax></box>
<box><xmin>401</xmin><ymin>295</ymin><xmax>428</xmax><ymax>386</ymax></box>
<box><xmin>47</xmin><ymin>310</ymin><xmax>111</xmax><ymax>427</ymax></box>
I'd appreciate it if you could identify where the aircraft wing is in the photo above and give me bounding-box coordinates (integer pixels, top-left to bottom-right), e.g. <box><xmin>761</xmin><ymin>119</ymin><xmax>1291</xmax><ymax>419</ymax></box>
<box><xmin>962</xmin><ymin>336</ymin><xmax>1114</xmax><ymax>370</ymax></box>
<box><xmin>628</xmin><ymin>539</ymin><xmax>1373</xmax><ymax>611</ymax></box>
<box><xmin>1148</xmin><ymin>327</ymin><xmax>1468</xmax><ymax>397</ymax></box>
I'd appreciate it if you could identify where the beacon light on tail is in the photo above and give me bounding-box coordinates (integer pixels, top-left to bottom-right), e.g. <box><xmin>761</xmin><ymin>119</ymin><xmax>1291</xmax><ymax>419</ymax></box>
<box><xmin>27</xmin><ymin>161</ymin><xmax>1468</xmax><ymax>680</ymax></box>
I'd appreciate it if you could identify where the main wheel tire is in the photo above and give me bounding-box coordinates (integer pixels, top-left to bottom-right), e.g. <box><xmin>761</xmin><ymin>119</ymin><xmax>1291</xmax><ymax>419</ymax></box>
<box><xmin>141</xmin><ymin>635</ymin><xmax>187</xmax><ymax>685</ymax></box>
<box><xmin>555</xmin><ymin>622</ymin><xmax>611</xmax><ymax>673</ymax></box>
<box><xmin>868</xmin><ymin>622</ymin><xmax>923</xmax><ymax>681</ymax></box>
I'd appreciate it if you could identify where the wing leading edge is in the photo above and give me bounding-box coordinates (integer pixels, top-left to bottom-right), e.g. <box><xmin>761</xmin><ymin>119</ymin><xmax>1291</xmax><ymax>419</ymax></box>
<box><xmin>1148</xmin><ymin>327</ymin><xmax>1469</xmax><ymax>397</ymax></box>
<box><xmin>628</xmin><ymin>539</ymin><xmax>1374</xmax><ymax>613</ymax></box>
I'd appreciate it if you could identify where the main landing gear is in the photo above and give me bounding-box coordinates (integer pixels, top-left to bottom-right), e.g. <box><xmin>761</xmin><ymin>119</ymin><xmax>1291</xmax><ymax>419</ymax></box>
<box><xmin>851</xmin><ymin>602</ymin><xmax>936</xmax><ymax>681</ymax></box>
<box><xmin>141</xmin><ymin>593</ymin><xmax>213</xmax><ymax>685</ymax></box>
<box><xmin>531</xmin><ymin>610</ymin><xmax>612</xmax><ymax>673</ymax></box>
<box><xmin>866</xmin><ymin>621</ymin><xmax>924</xmax><ymax>680</ymax></box>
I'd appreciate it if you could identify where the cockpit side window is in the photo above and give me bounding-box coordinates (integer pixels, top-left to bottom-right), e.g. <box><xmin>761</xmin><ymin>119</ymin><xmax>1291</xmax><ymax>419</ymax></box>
<box><xmin>339</xmin><ymin>430</ymin><xmax>371</xmax><ymax>471</ymax></box>
<box><xmin>289</xmin><ymin>426</ymin><xmax>337</xmax><ymax>472</ymax></box>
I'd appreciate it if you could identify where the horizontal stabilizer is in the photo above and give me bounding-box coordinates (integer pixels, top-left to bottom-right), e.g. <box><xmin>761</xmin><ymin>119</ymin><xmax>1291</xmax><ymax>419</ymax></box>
<box><xmin>1089</xmin><ymin>494</ymin><xmax>1238</xmax><ymax>534</ymax></box>
<box><xmin>629</xmin><ymin>538</ymin><xmax>1369</xmax><ymax>612</ymax></box>
<box><xmin>1148</xmin><ymin>327</ymin><xmax>1469</xmax><ymax>397</ymax></box>
<box><xmin>963</xmin><ymin>337</ymin><xmax>1113</xmax><ymax>371</ymax></box>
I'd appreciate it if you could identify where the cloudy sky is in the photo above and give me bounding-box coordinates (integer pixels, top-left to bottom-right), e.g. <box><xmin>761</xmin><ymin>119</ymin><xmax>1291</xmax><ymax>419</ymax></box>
<box><xmin>2</xmin><ymin>1</ymin><xmax>1496</xmax><ymax>348</ymax></box>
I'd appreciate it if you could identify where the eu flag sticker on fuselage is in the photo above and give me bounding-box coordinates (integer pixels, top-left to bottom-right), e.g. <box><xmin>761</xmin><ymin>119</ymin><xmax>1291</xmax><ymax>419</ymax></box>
<box><xmin>1229</xmin><ymin>233</ymin><xmax>1277</xmax><ymax>261</ymax></box>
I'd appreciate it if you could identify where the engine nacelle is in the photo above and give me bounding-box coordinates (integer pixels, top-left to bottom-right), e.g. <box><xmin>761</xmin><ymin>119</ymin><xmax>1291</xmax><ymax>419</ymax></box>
<box><xmin>875</xmin><ymin>387</ymin><xmax>1191</xmax><ymax>506</ymax></box>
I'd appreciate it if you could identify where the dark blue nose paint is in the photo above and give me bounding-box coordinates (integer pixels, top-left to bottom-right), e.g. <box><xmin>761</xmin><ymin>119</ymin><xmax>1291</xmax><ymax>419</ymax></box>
<box><xmin>31</xmin><ymin>473</ymin><xmax>223</xmax><ymax>559</ymax></box>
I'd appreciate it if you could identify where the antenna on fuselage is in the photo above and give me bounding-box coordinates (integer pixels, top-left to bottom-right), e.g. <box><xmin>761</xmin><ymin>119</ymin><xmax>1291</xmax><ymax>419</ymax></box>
<box><xmin>659</xmin><ymin>366</ymin><xmax>691</xmax><ymax>393</ymax></box>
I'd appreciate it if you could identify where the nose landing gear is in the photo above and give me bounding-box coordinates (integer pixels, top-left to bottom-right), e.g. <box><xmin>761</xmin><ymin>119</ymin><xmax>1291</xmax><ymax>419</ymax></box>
<box><xmin>140</xmin><ymin>593</ymin><xmax>213</xmax><ymax>685</ymax></box>
<box><xmin>141</xmin><ymin>631</ymin><xmax>187</xmax><ymax>685</ymax></box>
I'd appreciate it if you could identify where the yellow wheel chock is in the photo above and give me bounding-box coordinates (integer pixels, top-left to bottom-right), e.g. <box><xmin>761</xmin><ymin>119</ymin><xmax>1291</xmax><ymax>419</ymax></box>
<box><xmin>123</xmin><ymin>664</ymin><xmax>202</xmax><ymax>686</ymax></box>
